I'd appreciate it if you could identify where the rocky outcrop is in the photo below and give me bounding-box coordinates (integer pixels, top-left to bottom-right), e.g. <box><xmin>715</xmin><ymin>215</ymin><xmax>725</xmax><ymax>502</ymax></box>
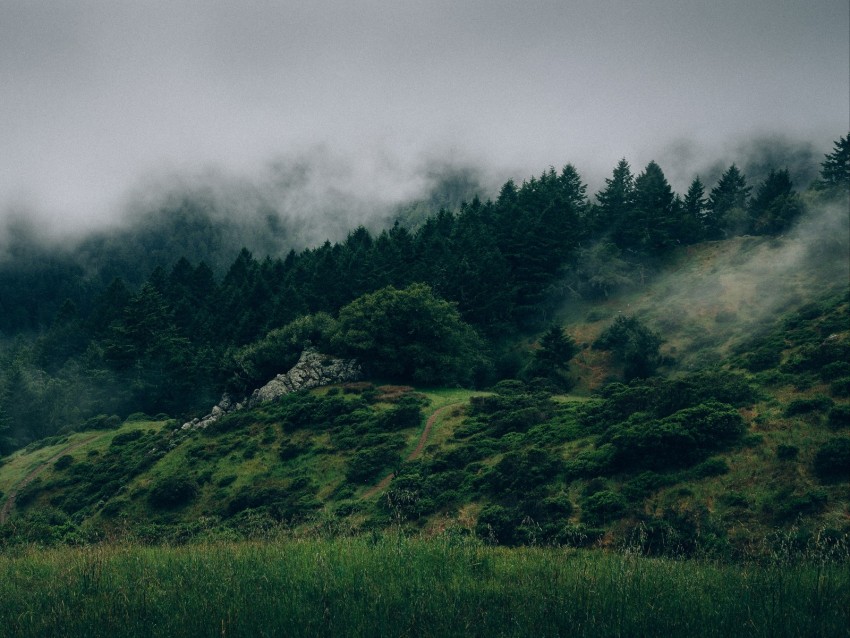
<box><xmin>181</xmin><ymin>349</ymin><xmax>361</xmax><ymax>430</ymax></box>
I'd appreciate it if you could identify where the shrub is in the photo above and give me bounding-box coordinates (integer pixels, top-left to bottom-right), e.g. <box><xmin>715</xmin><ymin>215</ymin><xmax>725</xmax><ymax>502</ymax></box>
<box><xmin>812</xmin><ymin>438</ymin><xmax>850</xmax><ymax>482</ymax></box>
<box><xmin>608</xmin><ymin>401</ymin><xmax>745</xmax><ymax>471</ymax></box>
<box><xmin>53</xmin><ymin>455</ymin><xmax>74</xmax><ymax>471</ymax></box>
<box><xmin>375</xmin><ymin>399</ymin><xmax>423</xmax><ymax>431</ymax></box>
<box><xmin>784</xmin><ymin>395</ymin><xmax>834</xmax><ymax>416</ymax></box>
<box><xmin>593</xmin><ymin>315</ymin><xmax>662</xmax><ymax>380</ymax></box>
<box><xmin>346</xmin><ymin>445</ymin><xmax>401</xmax><ymax>484</ymax></box>
<box><xmin>688</xmin><ymin>457</ymin><xmax>729</xmax><ymax>478</ymax></box>
<box><xmin>821</xmin><ymin>361</ymin><xmax>850</xmax><ymax>381</ymax></box>
<box><xmin>84</xmin><ymin>414</ymin><xmax>122</xmax><ymax>430</ymax></box>
<box><xmin>827</xmin><ymin>404</ymin><xmax>850</xmax><ymax>429</ymax></box>
<box><xmin>148</xmin><ymin>474</ymin><xmax>199</xmax><ymax>509</ymax></box>
<box><xmin>581</xmin><ymin>490</ymin><xmax>627</xmax><ymax>526</ymax></box>
<box><xmin>111</xmin><ymin>430</ymin><xmax>144</xmax><ymax>447</ymax></box>
<box><xmin>830</xmin><ymin>377</ymin><xmax>850</xmax><ymax>398</ymax></box>
<box><xmin>476</xmin><ymin>505</ymin><xmax>522</xmax><ymax>545</ymax></box>
<box><xmin>743</xmin><ymin>347</ymin><xmax>781</xmax><ymax>372</ymax></box>
<box><xmin>776</xmin><ymin>444</ymin><xmax>800</xmax><ymax>460</ymax></box>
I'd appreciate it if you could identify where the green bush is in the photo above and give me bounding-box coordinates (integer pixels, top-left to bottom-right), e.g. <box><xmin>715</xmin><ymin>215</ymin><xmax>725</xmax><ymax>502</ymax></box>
<box><xmin>346</xmin><ymin>444</ymin><xmax>401</xmax><ymax>484</ymax></box>
<box><xmin>110</xmin><ymin>430</ymin><xmax>144</xmax><ymax>447</ymax></box>
<box><xmin>827</xmin><ymin>404</ymin><xmax>850</xmax><ymax>429</ymax></box>
<box><xmin>784</xmin><ymin>395</ymin><xmax>834</xmax><ymax>416</ymax></box>
<box><xmin>581</xmin><ymin>490</ymin><xmax>627</xmax><ymax>526</ymax></box>
<box><xmin>821</xmin><ymin>361</ymin><xmax>850</xmax><ymax>381</ymax></box>
<box><xmin>776</xmin><ymin>444</ymin><xmax>800</xmax><ymax>460</ymax></box>
<box><xmin>812</xmin><ymin>438</ymin><xmax>850</xmax><ymax>482</ymax></box>
<box><xmin>53</xmin><ymin>455</ymin><xmax>74</xmax><ymax>471</ymax></box>
<box><xmin>593</xmin><ymin>315</ymin><xmax>662</xmax><ymax>380</ymax></box>
<box><xmin>688</xmin><ymin>457</ymin><xmax>729</xmax><ymax>478</ymax></box>
<box><xmin>83</xmin><ymin>414</ymin><xmax>122</xmax><ymax>430</ymax></box>
<box><xmin>608</xmin><ymin>401</ymin><xmax>745</xmax><ymax>471</ymax></box>
<box><xmin>148</xmin><ymin>474</ymin><xmax>199</xmax><ymax>509</ymax></box>
<box><xmin>742</xmin><ymin>347</ymin><xmax>781</xmax><ymax>372</ymax></box>
<box><xmin>830</xmin><ymin>377</ymin><xmax>850</xmax><ymax>398</ymax></box>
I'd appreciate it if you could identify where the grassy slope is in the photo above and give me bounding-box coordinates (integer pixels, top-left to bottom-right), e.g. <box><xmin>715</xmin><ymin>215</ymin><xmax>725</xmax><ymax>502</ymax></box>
<box><xmin>0</xmin><ymin>235</ymin><xmax>847</xmax><ymax>552</ymax></box>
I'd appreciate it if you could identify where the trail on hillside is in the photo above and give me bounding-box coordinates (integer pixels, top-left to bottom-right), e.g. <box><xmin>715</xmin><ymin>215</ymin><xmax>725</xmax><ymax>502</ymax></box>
<box><xmin>0</xmin><ymin>434</ymin><xmax>100</xmax><ymax>525</ymax></box>
<box><xmin>362</xmin><ymin>403</ymin><xmax>460</xmax><ymax>500</ymax></box>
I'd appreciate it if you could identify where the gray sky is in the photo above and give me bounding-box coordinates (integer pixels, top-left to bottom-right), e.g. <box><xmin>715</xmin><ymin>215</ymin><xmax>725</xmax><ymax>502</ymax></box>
<box><xmin>2</xmin><ymin>0</ymin><xmax>848</xmax><ymax>234</ymax></box>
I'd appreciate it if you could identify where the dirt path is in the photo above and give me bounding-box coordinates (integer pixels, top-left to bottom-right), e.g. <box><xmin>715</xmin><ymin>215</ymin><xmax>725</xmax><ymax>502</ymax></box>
<box><xmin>0</xmin><ymin>434</ymin><xmax>100</xmax><ymax>525</ymax></box>
<box><xmin>362</xmin><ymin>402</ymin><xmax>460</xmax><ymax>500</ymax></box>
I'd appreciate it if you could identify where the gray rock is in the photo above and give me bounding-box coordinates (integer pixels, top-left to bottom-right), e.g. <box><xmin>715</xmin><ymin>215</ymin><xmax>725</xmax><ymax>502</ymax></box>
<box><xmin>186</xmin><ymin>349</ymin><xmax>361</xmax><ymax>429</ymax></box>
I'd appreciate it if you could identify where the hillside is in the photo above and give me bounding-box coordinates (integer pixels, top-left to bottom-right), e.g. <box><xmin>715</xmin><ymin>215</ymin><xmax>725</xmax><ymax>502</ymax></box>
<box><xmin>1</xmin><ymin>136</ymin><xmax>848</xmax><ymax>555</ymax></box>
<box><xmin>1</xmin><ymin>243</ymin><xmax>846</xmax><ymax>555</ymax></box>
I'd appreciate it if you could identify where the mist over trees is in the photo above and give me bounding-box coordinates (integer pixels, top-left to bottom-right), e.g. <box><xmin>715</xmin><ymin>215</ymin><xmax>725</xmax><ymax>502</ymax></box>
<box><xmin>0</xmin><ymin>134</ymin><xmax>847</xmax><ymax>453</ymax></box>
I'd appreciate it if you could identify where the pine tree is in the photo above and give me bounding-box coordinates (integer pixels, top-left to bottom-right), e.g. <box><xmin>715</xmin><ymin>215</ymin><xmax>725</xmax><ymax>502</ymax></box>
<box><xmin>595</xmin><ymin>159</ymin><xmax>635</xmax><ymax>239</ymax></box>
<box><xmin>748</xmin><ymin>169</ymin><xmax>803</xmax><ymax>235</ymax></box>
<box><xmin>817</xmin><ymin>134</ymin><xmax>850</xmax><ymax>190</ymax></box>
<box><xmin>707</xmin><ymin>165</ymin><xmax>751</xmax><ymax>238</ymax></box>
<box><xmin>629</xmin><ymin>161</ymin><xmax>678</xmax><ymax>252</ymax></box>
<box><xmin>683</xmin><ymin>177</ymin><xmax>709</xmax><ymax>242</ymax></box>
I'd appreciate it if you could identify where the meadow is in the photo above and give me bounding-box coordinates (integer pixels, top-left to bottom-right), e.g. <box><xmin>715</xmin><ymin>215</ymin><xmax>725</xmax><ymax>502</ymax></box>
<box><xmin>1</xmin><ymin>535</ymin><xmax>847</xmax><ymax>638</ymax></box>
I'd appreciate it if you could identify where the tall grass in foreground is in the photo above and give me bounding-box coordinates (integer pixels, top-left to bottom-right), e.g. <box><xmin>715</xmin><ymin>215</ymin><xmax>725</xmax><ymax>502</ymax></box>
<box><xmin>0</xmin><ymin>536</ymin><xmax>847</xmax><ymax>638</ymax></box>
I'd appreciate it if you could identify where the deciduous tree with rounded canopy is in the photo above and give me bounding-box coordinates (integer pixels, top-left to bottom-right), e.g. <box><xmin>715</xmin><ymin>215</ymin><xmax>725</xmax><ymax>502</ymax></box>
<box><xmin>333</xmin><ymin>283</ymin><xmax>491</xmax><ymax>386</ymax></box>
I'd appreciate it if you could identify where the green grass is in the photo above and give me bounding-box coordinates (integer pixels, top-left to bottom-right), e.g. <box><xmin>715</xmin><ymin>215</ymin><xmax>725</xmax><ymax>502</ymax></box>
<box><xmin>0</xmin><ymin>536</ymin><xmax>846</xmax><ymax>638</ymax></box>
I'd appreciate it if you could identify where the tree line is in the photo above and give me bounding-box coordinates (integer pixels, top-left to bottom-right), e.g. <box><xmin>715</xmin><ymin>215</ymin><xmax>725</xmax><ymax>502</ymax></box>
<box><xmin>0</xmin><ymin>135</ymin><xmax>847</xmax><ymax>453</ymax></box>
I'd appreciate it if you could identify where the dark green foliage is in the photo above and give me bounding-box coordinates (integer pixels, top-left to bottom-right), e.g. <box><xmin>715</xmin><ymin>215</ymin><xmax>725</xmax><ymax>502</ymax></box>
<box><xmin>784</xmin><ymin>395</ymin><xmax>834</xmax><ymax>417</ymax></box>
<box><xmin>816</xmin><ymin>133</ymin><xmax>850</xmax><ymax>191</ymax></box>
<box><xmin>830</xmin><ymin>377</ymin><xmax>850</xmax><ymax>397</ymax></box>
<box><xmin>604</xmin><ymin>401</ymin><xmax>745</xmax><ymax>471</ymax></box>
<box><xmin>687</xmin><ymin>457</ymin><xmax>729</xmax><ymax>479</ymax></box>
<box><xmin>346</xmin><ymin>444</ymin><xmax>402</xmax><ymax>484</ymax></box>
<box><xmin>827</xmin><ymin>404</ymin><xmax>850</xmax><ymax>429</ymax></box>
<box><xmin>225</xmin><ymin>480</ymin><xmax>320</xmax><ymax>521</ymax></box>
<box><xmin>580</xmin><ymin>490</ymin><xmax>627</xmax><ymax>526</ymax></box>
<box><xmin>776</xmin><ymin>444</ymin><xmax>799</xmax><ymax>460</ymax></box>
<box><xmin>526</xmin><ymin>325</ymin><xmax>577</xmax><ymax>389</ymax></box>
<box><xmin>148</xmin><ymin>474</ymin><xmax>199</xmax><ymax>509</ymax></box>
<box><xmin>374</xmin><ymin>398</ymin><xmax>424</xmax><ymax>431</ymax></box>
<box><xmin>707</xmin><ymin>164</ymin><xmax>751</xmax><ymax>238</ymax></box>
<box><xmin>333</xmin><ymin>283</ymin><xmax>491</xmax><ymax>386</ymax></box>
<box><xmin>770</xmin><ymin>489</ymin><xmax>829</xmax><ymax>523</ymax></box>
<box><xmin>478</xmin><ymin>447</ymin><xmax>563</xmax><ymax>498</ymax></box>
<box><xmin>52</xmin><ymin>455</ymin><xmax>74</xmax><ymax>471</ymax></box>
<box><xmin>635</xmin><ymin>506</ymin><xmax>725</xmax><ymax>557</ymax></box>
<box><xmin>747</xmin><ymin>169</ymin><xmax>803</xmax><ymax>235</ymax></box>
<box><xmin>84</xmin><ymin>415</ymin><xmax>123</xmax><ymax>430</ymax></box>
<box><xmin>742</xmin><ymin>346</ymin><xmax>782</xmax><ymax>372</ymax></box>
<box><xmin>621</xmin><ymin>471</ymin><xmax>676</xmax><ymax>500</ymax></box>
<box><xmin>593</xmin><ymin>315</ymin><xmax>661</xmax><ymax>380</ymax></box>
<box><xmin>812</xmin><ymin>438</ymin><xmax>850</xmax><ymax>482</ymax></box>
<box><xmin>222</xmin><ymin>313</ymin><xmax>337</xmax><ymax>395</ymax></box>
<box><xmin>110</xmin><ymin>430</ymin><xmax>144</xmax><ymax>447</ymax></box>
<box><xmin>467</xmin><ymin>385</ymin><xmax>555</xmax><ymax>437</ymax></box>
<box><xmin>821</xmin><ymin>361</ymin><xmax>850</xmax><ymax>381</ymax></box>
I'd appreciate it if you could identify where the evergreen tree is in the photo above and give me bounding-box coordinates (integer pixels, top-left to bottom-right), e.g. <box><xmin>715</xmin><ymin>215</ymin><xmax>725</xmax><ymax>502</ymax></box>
<box><xmin>529</xmin><ymin>325</ymin><xmax>578</xmax><ymax>388</ymax></box>
<box><xmin>707</xmin><ymin>165</ymin><xmax>751</xmax><ymax>238</ymax></box>
<box><xmin>816</xmin><ymin>133</ymin><xmax>850</xmax><ymax>191</ymax></box>
<box><xmin>629</xmin><ymin>161</ymin><xmax>678</xmax><ymax>252</ymax></box>
<box><xmin>595</xmin><ymin>159</ymin><xmax>635</xmax><ymax>240</ymax></box>
<box><xmin>748</xmin><ymin>169</ymin><xmax>803</xmax><ymax>235</ymax></box>
<box><xmin>683</xmin><ymin>177</ymin><xmax>709</xmax><ymax>242</ymax></box>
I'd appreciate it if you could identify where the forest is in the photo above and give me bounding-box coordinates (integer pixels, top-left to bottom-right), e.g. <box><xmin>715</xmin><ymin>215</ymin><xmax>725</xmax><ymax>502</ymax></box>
<box><xmin>1</xmin><ymin>135</ymin><xmax>846</xmax><ymax>455</ymax></box>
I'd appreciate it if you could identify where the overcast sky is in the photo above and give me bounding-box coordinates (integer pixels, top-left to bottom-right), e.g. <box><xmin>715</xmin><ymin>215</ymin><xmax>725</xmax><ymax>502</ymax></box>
<box><xmin>2</xmin><ymin>0</ymin><xmax>848</xmax><ymax>234</ymax></box>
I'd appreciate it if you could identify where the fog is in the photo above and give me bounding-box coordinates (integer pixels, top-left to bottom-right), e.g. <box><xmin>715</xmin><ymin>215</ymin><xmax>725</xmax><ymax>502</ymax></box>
<box><xmin>607</xmin><ymin>199</ymin><xmax>850</xmax><ymax>370</ymax></box>
<box><xmin>1</xmin><ymin>1</ymin><xmax>847</xmax><ymax>244</ymax></box>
